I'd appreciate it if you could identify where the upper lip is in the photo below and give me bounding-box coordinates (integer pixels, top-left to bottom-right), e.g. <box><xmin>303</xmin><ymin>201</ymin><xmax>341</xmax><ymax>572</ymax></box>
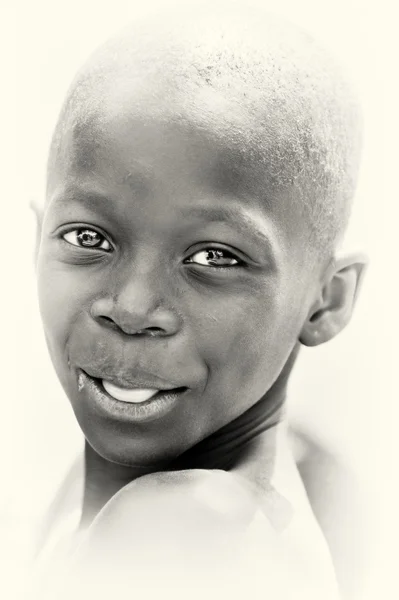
<box><xmin>81</xmin><ymin>369</ymin><xmax>186</xmax><ymax>391</ymax></box>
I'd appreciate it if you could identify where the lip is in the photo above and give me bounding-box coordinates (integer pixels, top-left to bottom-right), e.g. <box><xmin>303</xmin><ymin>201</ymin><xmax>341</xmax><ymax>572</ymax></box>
<box><xmin>78</xmin><ymin>370</ymin><xmax>189</xmax><ymax>423</ymax></box>
<box><xmin>82</xmin><ymin>368</ymin><xmax>182</xmax><ymax>391</ymax></box>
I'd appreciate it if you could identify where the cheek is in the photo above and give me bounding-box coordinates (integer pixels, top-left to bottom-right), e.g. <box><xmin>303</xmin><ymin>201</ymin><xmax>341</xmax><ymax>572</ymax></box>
<box><xmin>192</xmin><ymin>283</ymin><xmax>304</xmax><ymax>397</ymax></box>
<box><xmin>37</xmin><ymin>257</ymin><xmax>94</xmax><ymax>356</ymax></box>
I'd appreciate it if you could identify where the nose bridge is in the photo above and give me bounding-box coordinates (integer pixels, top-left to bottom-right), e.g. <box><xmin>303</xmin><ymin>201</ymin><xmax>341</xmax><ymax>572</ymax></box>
<box><xmin>92</xmin><ymin>253</ymin><xmax>182</xmax><ymax>335</ymax></box>
<box><xmin>117</xmin><ymin>263</ymin><xmax>164</xmax><ymax>313</ymax></box>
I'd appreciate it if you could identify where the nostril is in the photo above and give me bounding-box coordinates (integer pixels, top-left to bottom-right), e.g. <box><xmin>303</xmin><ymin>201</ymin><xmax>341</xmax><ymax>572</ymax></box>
<box><xmin>137</xmin><ymin>327</ymin><xmax>165</xmax><ymax>337</ymax></box>
<box><xmin>97</xmin><ymin>315</ymin><xmax>121</xmax><ymax>331</ymax></box>
<box><xmin>100</xmin><ymin>316</ymin><xmax>115</xmax><ymax>324</ymax></box>
<box><xmin>96</xmin><ymin>316</ymin><xmax>165</xmax><ymax>336</ymax></box>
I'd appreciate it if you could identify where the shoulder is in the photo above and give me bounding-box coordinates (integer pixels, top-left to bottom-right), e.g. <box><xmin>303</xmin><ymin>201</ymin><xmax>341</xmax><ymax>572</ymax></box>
<box><xmin>90</xmin><ymin>468</ymin><xmax>262</xmax><ymax>536</ymax></box>
<box><xmin>68</xmin><ymin>470</ymin><xmax>276</xmax><ymax>593</ymax></box>
<box><xmin>74</xmin><ymin>469</ymin><xmax>273</xmax><ymax>568</ymax></box>
<box><xmin>68</xmin><ymin>469</ymin><xmax>339</xmax><ymax>600</ymax></box>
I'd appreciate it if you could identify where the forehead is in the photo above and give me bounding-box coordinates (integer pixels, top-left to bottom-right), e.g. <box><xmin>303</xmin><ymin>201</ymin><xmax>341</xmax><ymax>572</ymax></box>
<box><xmin>47</xmin><ymin>89</ymin><xmax>314</xmax><ymax>257</ymax></box>
<box><xmin>54</xmin><ymin>81</ymin><xmax>262</xmax><ymax>181</ymax></box>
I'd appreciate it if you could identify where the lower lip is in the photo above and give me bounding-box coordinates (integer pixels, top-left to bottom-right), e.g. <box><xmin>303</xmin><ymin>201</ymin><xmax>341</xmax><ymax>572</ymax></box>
<box><xmin>78</xmin><ymin>371</ymin><xmax>188</xmax><ymax>423</ymax></box>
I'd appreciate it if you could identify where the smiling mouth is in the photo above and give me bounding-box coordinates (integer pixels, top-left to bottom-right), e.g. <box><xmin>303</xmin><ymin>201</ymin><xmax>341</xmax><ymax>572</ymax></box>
<box><xmin>78</xmin><ymin>370</ymin><xmax>189</xmax><ymax>421</ymax></box>
<box><xmin>101</xmin><ymin>379</ymin><xmax>188</xmax><ymax>404</ymax></box>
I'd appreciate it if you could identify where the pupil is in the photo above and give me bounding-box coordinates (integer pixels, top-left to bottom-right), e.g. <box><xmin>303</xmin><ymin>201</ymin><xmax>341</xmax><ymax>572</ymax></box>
<box><xmin>207</xmin><ymin>250</ymin><xmax>222</xmax><ymax>260</ymax></box>
<box><xmin>78</xmin><ymin>230</ymin><xmax>100</xmax><ymax>246</ymax></box>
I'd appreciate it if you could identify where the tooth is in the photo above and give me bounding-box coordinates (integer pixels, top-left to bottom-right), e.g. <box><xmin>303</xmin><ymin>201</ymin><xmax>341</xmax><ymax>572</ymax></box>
<box><xmin>102</xmin><ymin>381</ymin><xmax>159</xmax><ymax>403</ymax></box>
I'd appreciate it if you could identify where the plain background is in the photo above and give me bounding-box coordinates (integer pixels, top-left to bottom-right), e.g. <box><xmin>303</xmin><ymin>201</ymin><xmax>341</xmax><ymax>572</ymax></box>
<box><xmin>3</xmin><ymin>0</ymin><xmax>398</xmax><ymax>598</ymax></box>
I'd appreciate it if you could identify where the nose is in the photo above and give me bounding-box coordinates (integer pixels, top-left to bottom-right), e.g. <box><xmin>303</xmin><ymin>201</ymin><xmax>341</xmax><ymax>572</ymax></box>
<box><xmin>90</xmin><ymin>271</ymin><xmax>182</xmax><ymax>337</ymax></box>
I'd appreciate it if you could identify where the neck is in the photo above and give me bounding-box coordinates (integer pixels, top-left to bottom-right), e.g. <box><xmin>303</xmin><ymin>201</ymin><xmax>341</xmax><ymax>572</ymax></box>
<box><xmin>80</xmin><ymin>346</ymin><xmax>298</xmax><ymax>527</ymax></box>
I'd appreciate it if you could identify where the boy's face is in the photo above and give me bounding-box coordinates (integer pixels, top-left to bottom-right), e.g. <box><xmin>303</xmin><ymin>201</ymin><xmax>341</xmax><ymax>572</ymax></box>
<box><xmin>37</xmin><ymin>93</ymin><xmax>322</xmax><ymax>467</ymax></box>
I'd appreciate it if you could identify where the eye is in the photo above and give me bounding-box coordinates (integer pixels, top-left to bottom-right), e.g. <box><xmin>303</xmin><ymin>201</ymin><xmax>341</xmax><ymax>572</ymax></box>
<box><xmin>185</xmin><ymin>248</ymin><xmax>241</xmax><ymax>268</ymax></box>
<box><xmin>63</xmin><ymin>228</ymin><xmax>111</xmax><ymax>251</ymax></box>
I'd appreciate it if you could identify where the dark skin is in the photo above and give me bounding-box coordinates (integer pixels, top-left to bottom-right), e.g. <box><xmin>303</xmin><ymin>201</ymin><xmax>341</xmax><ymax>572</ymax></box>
<box><xmin>36</xmin><ymin>85</ymin><xmax>365</xmax><ymax>540</ymax></box>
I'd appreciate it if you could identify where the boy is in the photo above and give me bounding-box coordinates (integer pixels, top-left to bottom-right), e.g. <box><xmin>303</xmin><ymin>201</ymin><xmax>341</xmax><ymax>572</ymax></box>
<box><xmin>33</xmin><ymin>2</ymin><xmax>365</xmax><ymax>598</ymax></box>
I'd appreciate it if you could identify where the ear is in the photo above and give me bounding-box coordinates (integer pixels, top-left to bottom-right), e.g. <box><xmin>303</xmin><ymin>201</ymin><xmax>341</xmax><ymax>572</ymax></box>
<box><xmin>30</xmin><ymin>198</ymin><xmax>44</xmax><ymax>268</ymax></box>
<box><xmin>299</xmin><ymin>253</ymin><xmax>368</xmax><ymax>347</ymax></box>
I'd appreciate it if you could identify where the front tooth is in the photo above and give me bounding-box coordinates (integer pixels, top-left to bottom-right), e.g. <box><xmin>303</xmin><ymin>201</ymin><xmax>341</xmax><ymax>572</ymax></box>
<box><xmin>102</xmin><ymin>381</ymin><xmax>159</xmax><ymax>403</ymax></box>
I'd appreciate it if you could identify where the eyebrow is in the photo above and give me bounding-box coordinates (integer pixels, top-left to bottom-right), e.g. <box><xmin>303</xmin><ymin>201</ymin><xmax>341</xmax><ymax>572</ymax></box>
<box><xmin>49</xmin><ymin>189</ymin><xmax>280</xmax><ymax>259</ymax></box>
<box><xmin>50</xmin><ymin>187</ymin><xmax>109</xmax><ymax>206</ymax></box>
<box><xmin>180</xmin><ymin>205</ymin><xmax>280</xmax><ymax>257</ymax></box>
<box><xmin>48</xmin><ymin>188</ymin><xmax>119</xmax><ymax>220</ymax></box>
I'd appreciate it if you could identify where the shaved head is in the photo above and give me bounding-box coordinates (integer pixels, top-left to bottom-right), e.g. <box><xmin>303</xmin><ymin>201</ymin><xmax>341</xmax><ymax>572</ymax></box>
<box><xmin>48</xmin><ymin>2</ymin><xmax>362</xmax><ymax>256</ymax></box>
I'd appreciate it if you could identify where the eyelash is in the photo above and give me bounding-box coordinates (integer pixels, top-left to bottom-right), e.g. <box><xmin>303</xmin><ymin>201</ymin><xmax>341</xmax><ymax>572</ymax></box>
<box><xmin>60</xmin><ymin>227</ymin><xmax>245</xmax><ymax>269</ymax></box>
<box><xmin>61</xmin><ymin>227</ymin><xmax>112</xmax><ymax>252</ymax></box>
<box><xmin>184</xmin><ymin>248</ymin><xmax>244</xmax><ymax>269</ymax></box>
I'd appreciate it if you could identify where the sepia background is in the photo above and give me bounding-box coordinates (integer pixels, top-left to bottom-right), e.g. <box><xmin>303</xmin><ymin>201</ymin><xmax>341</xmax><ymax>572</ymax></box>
<box><xmin>3</xmin><ymin>0</ymin><xmax>398</xmax><ymax>598</ymax></box>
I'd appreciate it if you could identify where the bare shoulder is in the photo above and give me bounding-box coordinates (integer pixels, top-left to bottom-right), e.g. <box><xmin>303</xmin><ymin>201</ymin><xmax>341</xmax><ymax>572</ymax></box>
<box><xmin>67</xmin><ymin>470</ymin><xmax>338</xmax><ymax>600</ymax></box>
<box><xmin>91</xmin><ymin>468</ymin><xmax>260</xmax><ymax>534</ymax></box>
<box><xmin>73</xmin><ymin>469</ymin><xmax>271</xmax><ymax>569</ymax></box>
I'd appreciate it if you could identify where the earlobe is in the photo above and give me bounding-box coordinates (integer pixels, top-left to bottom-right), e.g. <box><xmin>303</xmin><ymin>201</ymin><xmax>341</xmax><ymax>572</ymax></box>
<box><xmin>299</xmin><ymin>253</ymin><xmax>368</xmax><ymax>347</ymax></box>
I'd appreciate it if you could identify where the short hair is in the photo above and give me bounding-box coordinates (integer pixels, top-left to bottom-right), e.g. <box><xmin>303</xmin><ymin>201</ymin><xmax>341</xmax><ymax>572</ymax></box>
<box><xmin>48</xmin><ymin>2</ymin><xmax>363</xmax><ymax>257</ymax></box>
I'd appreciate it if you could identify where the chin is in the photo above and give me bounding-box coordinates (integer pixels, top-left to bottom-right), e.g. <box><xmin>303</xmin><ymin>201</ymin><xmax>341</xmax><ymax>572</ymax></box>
<box><xmin>81</xmin><ymin>419</ymin><xmax>192</xmax><ymax>469</ymax></box>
